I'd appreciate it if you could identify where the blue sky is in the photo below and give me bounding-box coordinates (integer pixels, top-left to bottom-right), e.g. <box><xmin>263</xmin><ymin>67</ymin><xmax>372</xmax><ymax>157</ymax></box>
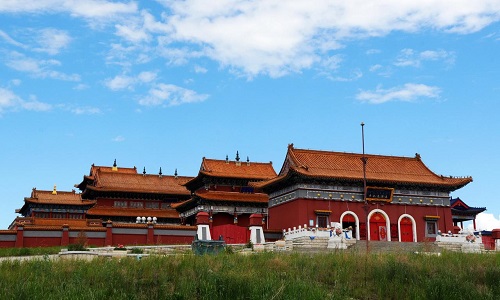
<box><xmin>1</xmin><ymin>1</ymin><xmax>499</xmax><ymax>230</ymax></box>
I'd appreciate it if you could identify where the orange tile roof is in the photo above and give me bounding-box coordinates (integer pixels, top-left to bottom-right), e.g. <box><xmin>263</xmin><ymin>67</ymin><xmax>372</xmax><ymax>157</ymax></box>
<box><xmin>87</xmin><ymin>169</ymin><xmax>193</xmax><ymax>195</ymax></box>
<box><xmin>199</xmin><ymin>158</ymin><xmax>276</xmax><ymax>180</ymax></box>
<box><xmin>86</xmin><ymin>206</ymin><xmax>180</xmax><ymax>219</ymax></box>
<box><xmin>25</xmin><ymin>189</ymin><xmax>95</xmax><ymax>206</ymax></box>
<box><xmin>195</xmin><ymin>190</ymin><xmax>269</xmax><ymax>204</ymax></box>
<box><xmin>170</xmin><ymin>199</ymin><xmax>194</xmax><ymax>209</ymax></box>
<box><xmin>32</xmin><ymin>218</ymin><xmax>89</xmax><ymax>227</ymax></box>
<box><xmin>262</xmin><ymin>145</ymin><xmax>472</xmax><ymax>189</ymax></box>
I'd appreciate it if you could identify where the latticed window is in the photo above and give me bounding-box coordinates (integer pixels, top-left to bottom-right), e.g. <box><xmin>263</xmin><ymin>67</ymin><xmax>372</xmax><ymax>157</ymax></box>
<box><xmin>114</xmin><ymin>201</ymin><xmax>127</xmax><ymax>207</ymax></box>
<box><xmin>130</xmin><ymin>201</ymin><xmax>144</xmax><ymax>208</ymax></box>
<box><xmin>145</xmin><ymin>202</ymin><xmax>159</xmax><ymax>209</ymax></box>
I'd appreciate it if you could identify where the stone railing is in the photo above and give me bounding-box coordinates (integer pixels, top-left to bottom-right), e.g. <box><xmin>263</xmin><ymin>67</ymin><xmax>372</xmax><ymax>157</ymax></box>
<box><xmin>283</xmin><ymin>224</ymin><xmax>353</xmax><ymax>241</ymax></box>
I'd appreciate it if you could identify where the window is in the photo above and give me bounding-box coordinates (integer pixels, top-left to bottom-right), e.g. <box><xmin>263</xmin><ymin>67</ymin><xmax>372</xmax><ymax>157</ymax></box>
<box><xmin>145</xmin><ymin>202</ymin><xmax>159</xmax><ymax>209</ymax></box>
<box><xmin>317</xmin><ymin>216</ymin><xmax>328</xmax><ymax>228</ymax></box>
<box><xmin>130</xmin><ymin>201</ymin><xmax>144</xmax><ymax>208</ymax></box>
<box><xmin>426</xmin><ymin>221</ymin><xmax>438</xmax><ymax>237</ymax></box>
<box><xmin>114</xmin><ymin>201</ymin><xmax>127</xmax><ymax>208</ymax></box>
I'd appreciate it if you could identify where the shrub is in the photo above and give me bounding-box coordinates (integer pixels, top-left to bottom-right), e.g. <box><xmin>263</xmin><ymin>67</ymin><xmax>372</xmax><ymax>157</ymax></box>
<box><xmin>67</xmin><ymin>244</ymin><xmax>88</xmax><ymax>251</ymax></box>
<box><xmin>130</xmin><ymin>248</ymin><xmax>144</xmax><ymax>254</ymax></box>
<box><xmin>245</xmin><ymin>240</ymin><xmax>254</xmax><ymax>250</ymax></box>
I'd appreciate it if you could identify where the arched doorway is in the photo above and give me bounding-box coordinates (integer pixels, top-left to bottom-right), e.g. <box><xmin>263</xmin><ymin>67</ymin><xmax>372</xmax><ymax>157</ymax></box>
<box><xmin>341</xmin><ymin>213</ymin><xmax>357</xmax><ymax>239</ymax></box>
<box><xmin>369</xmin><ymin>212</ymin><xmax>388</xmax><ymax>241</ymax></box>
<box><xmin>398</xmin><ymin>214</ymin><xmax>417</xmax><ymax>242</ymax></box>
<box><xmin>400</xmin><ymin>217</ymin><xmax>413</xmax><ymax>242</ymax></box>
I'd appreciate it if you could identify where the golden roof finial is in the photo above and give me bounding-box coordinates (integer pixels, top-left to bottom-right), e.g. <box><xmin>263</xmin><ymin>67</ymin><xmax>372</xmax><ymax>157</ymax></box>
<box><xmin>112</xmin><ymin>159</ymin><xmax>118</xmax><ymax>171</ymax></box>
<box><xmin>52</xmin><ymin>185</ymin><xmax>57</xmax><ymax>195</ymax></box>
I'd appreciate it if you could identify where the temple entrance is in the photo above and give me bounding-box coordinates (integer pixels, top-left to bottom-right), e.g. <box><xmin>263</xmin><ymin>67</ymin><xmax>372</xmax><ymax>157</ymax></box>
<box><xmin>212</xmin><ymin>224</ymin><xmax>250</xmax><ymax>244</ymax></box>
<box><xmin>370</xmin><ymin>212</ymin><xmax>387</xmax><ymax>241</ymax></box>
<box><xmin>400</xmin><ymin>217</ymin><xmax>413</xmax><ymax>242</ymax></box>
<box><xmin>342</xmin><ymin>214</ymin><xmax>357</xmax><ymax>239</ymax></box>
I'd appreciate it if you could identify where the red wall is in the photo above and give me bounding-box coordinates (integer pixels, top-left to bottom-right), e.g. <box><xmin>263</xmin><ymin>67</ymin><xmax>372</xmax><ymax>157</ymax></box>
<box><xmin>0</xmin><ymin>224</ymin><xmax>197</xmax><ymax>248</ymax></box>
<box><xmin>269</xmin><ymin>198</ymin><xmax>455</xmax><ymax>242</ymax></box>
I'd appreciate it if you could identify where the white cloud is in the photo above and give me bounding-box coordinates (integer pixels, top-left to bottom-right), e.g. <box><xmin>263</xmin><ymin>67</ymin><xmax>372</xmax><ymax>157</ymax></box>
<box><xmin>6</xmin><ymin>52</ymin><xmax>80</xmax><ymax>81</ymax></box>
<box><xmin>115</xmin><ymin>23</ymin><xmax>150</xmax><ymax>43</ymax></box>
<box><xmin>112</xmin><ymin>135</ymin><xmax>125</xmax><ymax>142</ymax></box>
<box><xmin>0</xmin><ymin>0</ymin><xmax>138</xmax><ymax>20</ymax></box>
<box><xmin>369</xmin><ymin>64</ymin><xmax>382</xmax><ymax>72</ymax></box>
<box><xmin>73</xmin><ymin>83</ymin><xmax>89</xmax><ymax>90</ymax></box>
<box><xmin>137</xmin><ymin>71</ymin><xmax>156</xmax><ymax>83</ymax></box>
<box><xmin>366</xmin><ymin>49</ymin><xmax>381</xmax><ymax>55</ymax></box>
<box><xmin>2</xmin><ymin>1</ymin><xmax>499</xmax><ymax>77</ymax></box>
<box><xmin>104</xmin><ymin>71</ymin><xmax>157</xmax><ymax>90</ymax></box>
<box><xmin>0</xmin><ymin>30</ymin><xmax>25</xmax><ymax>48</ymax></box>
<box><xmin>356</xmin><ymin>83</ymin><xmax>441</xmax><ymax>104</ymax></box>
<box><xmin>194</xmin><ymin>65</ymin><xmax>207</xmax><ymax>74</ymax></box>
<box><xmin>394</xmin><ymin>48</ymin><xmax>456</xmax><ymax>67</ymax></box>
<box><xmin>34</xmin><ymin>28</ymin><xmax>71</xmax><ymax>55</ymax></box>
<box><xmin>70</xmin><ymin>106</ymin><xmax>101</xmax><ymax>115</ymax></box>
<box><xmin>104</xmin><ymin>74</ymin><xmax>135</xmax><ymax>90</ymax></box>
<box><xmin>471</xmin><ymin>213</ymin><xmax>500</xmax><ymax>231</ymax></box>
<box><xmin>139</xmin><ymin>83</ymin><xmax>208</xmax><ymax>106</ymax></box>
<box><xmin>153</xmin><ymin>0</ymin><xmax>500</xmax><ymax>77</ymax></box>
<box><xmin>326</xmin><ymin>69</ymin><xmax>363</xmax><ymax>82</ymax></box>
<box><xmin>321</xmin><ymin>55</ymin><xmax>343</xmax><ymax>71</ymax></box>
<box><xmin>0</xmin><ymin>87</ymin><xmax>51</xmax><ymax>114</ymax></box>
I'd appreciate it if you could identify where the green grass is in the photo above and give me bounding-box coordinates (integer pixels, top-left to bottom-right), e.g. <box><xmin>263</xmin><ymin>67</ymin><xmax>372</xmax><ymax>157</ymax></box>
<box><xmin>0</xmin><ymin>251</ymin><xmax>499</xmax><ymax>299</ymax></box>
<box><xmin>0</xmin><ymin>246</ymin><xmax>62</xmax><ymax>257</ymax></box>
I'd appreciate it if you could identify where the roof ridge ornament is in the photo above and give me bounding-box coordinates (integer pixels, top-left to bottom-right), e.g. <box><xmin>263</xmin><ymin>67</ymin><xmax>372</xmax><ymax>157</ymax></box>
<box><xmin>159</xmin><ymin>167</ymin><xmax>163</xmax><ymax>178</ymax></box>
<box><xmin>225</xmin><ymin>155</ymin><xmax>229</xmax><ymax>164</ymax></box>
<box><xmin>174</xmin><ymin>168</ymin><xmax>178</xmax><ymax>178</ymax></box>
<box><xmin>235</xmin><ymin>151</ymin><xmax>241</xmax><ymax>166</ymax></box>
<box><xmin>112</xmin><ymin>159</ymin><xmax>118</xmax><ymax>171</ymax></box>
<box><xmin>52</xmin><ymin>185</ymin><xmax>57</xmax><ymax>195</ymax></box>
<box><xmin>143</xmin><ymin>167</ymin><xmax>146</xmax><ymax>176</ymax></box>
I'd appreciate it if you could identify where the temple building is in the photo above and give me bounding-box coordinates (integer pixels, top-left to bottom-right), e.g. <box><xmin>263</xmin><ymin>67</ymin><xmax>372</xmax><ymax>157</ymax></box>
<box><xmin>10</xmin><ymin>186</ymin><xmax>96</xmax><ymax>229</ymax></box>
<box><xmin>76</xmin><ymin>162</ymin><xmax>193</xmax><ymax>225</ymax></box>
<box><xmin>3</xmin><ymin>145</ymin><xmax>490</xmax><ymax>249</ymax></box>
<box><xmin>173</xmin><ymin>153</ymin><xmax>276</xmax><ymax>243</ymax></box>
<box><xmin>259</xmin><ymin>144</ymin><xmax>473</xmax><ymax>242</ymax></box>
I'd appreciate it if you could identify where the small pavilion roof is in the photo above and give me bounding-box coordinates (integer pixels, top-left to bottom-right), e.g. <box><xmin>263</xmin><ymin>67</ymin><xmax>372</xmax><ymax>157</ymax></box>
<box><xmin>451</xmin><ymin>197</ymin><xmax>486</xmax><ymax>215</ymax></box>
<box><xmin>23</xmin><ymin>188</ymin><xmax>95</xmax><ymax>206</ymax></box>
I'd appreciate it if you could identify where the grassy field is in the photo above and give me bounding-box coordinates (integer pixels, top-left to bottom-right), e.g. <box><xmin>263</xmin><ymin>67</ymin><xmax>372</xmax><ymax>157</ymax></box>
<box><xmin>0</xmin><ymin>250</ymin><xmax>499</xmax><ymax>299</ymax></box>
<box><xmin>0</xmin><ymin>246</ymin><xmax>63</xmax><ymax>257</ymax></box>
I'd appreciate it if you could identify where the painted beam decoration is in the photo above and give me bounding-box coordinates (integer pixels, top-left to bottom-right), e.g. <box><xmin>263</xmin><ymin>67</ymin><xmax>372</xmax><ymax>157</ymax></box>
<box><xmin>366</xmin><ymin>187</ymin><xmax>394</xmax><ymax>202</ymax></box>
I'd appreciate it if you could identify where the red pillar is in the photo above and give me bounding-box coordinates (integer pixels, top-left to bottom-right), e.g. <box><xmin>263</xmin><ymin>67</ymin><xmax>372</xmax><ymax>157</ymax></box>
<box><xmin>147</xmin><ymin>224</ymin><xmax>154</xmax><ymax>245</ymax></box>
<box><xmin>61</xmin><ymin>225</ymin><xmax>70</xmax><ymax>246</ymax></box>
<box><xmin>15</xmin><ymin>225</ymin><xmax>24</xmax><ymax>248</ymax></box>
<box><xmin>105</xmin><ymin>221</ymin><xmax>113</xmax><ymax>246</ymax></box>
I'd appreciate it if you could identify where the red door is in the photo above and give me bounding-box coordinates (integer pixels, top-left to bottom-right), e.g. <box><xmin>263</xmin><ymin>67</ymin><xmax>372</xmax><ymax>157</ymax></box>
<box><xmin>212</xmin><ymin>224</ymin><xmax>250</xmax><ymax>244</ymax></box>
<box><xmin>369</xmin><ymin>212</ymin><xmax>387</xmax><ymax>241</ymax></box>
<box><xmin>400</xmin><ymin>217</ymin><xmax>413</xmax><ymax>242</ymax></box>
